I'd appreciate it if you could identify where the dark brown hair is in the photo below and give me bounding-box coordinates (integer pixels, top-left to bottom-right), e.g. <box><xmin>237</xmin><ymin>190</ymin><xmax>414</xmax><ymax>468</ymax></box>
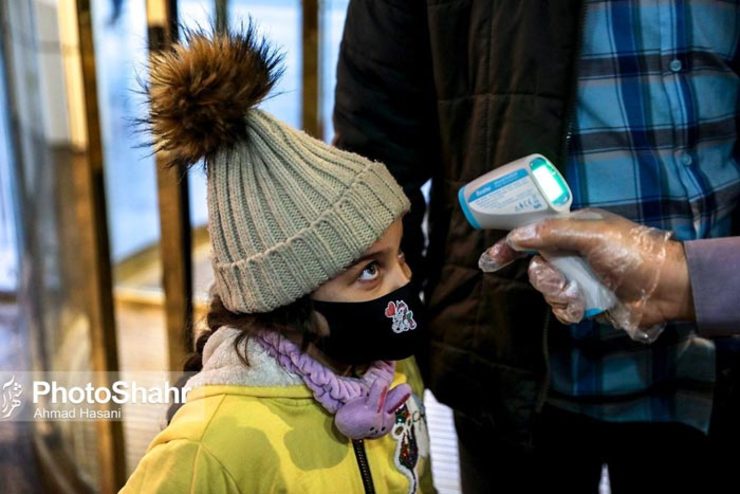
<box><xmin>183</xmin><ymin>292</ymin><xmax>318</xmax><ymax>373</ymax></box>
<box><xmin>167</xmin><ymin>293</ymin><xmax>318</xmax><ymax>423</ymax></box>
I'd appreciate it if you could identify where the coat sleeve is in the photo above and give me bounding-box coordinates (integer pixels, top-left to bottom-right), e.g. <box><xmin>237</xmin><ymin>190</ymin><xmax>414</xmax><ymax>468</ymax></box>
<box><xmin>119</xmin><ymin>439</ymin><xmax>242</xmax><ymax>494</ymax></box>
<box><xmin>333</xmin><ymin>0</ymin><xmax>439</xmax><ymax>281</ymax></box>
<box><xmin>684</xmin><ymin>237</ymin><xmax>740</xmax><ymax>337</ymax></box>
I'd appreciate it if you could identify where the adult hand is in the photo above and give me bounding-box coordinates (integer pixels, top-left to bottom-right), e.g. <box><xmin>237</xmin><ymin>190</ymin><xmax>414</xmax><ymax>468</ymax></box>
<box><xmin>479</xmin><ymin>209</ymin><xmax>694</xmax><ymax>337</ymax></box>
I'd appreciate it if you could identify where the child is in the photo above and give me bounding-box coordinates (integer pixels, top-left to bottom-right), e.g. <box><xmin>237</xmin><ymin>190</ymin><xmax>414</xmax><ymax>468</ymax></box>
<box><xmin>120</xmin><ymin>25</ymin><xmax>434</xmax><ymax>494</ymax></box>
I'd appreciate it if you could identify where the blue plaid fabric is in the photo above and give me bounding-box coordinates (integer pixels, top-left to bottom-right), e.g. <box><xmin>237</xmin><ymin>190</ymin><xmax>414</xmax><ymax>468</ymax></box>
<box><xmin>548</xmin><ymin>0</ymin><xmax>740</xmax><ymax>433</ymax></box>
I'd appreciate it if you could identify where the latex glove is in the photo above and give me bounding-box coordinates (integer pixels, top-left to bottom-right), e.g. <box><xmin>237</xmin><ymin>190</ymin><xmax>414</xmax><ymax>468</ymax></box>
<box><xmin>335</xmin><ymin>380</ymin><xmax>411</xmax><ymax>440</ymax></box>
<box><xmin>479</xmin><ymin>209</ymin><xmax>693</xmax><ymax>342</ymax></box>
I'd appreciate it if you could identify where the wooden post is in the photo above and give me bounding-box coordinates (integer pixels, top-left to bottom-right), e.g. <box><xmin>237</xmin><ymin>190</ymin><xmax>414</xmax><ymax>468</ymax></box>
<box><xmin>215</xmin><ymin>0</ymin><xmax>229</xmax><ymax>34</ymax></box>
<box><xmin>145</xmin><ymin>0</ymin><xmax>194</xmax><ymax>372</ymax></box>
<box><xmin>71</xmin><ymin>0</ymin><xmax>126</xmax><ymax>491</ymax></box>
<box><xmin>301</xmin><ymin>0</ymin><xmax>322</xmax><ymax>139</ymax></box>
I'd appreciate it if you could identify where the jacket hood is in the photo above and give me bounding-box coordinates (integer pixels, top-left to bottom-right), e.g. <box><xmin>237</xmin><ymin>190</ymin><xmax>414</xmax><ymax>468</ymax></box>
<box><xmin>184</xmin><ymin>327</ymin><xmax>305</xmax><ymax>392</ymax></box>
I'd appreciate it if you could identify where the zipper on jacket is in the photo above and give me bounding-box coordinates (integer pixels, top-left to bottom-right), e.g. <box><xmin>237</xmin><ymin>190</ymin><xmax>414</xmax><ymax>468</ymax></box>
<box><xmin>352</xmin><ymin>440</ymin><xmax>376</xmax><ymax>494</ymax></box>
<box><xmin>535</xmin><ymin>311</ymin><xmax>553</xmax><ymax>414</ymax></box>
<box><xmin>559</xmin><ymin>0</ymin><xmax>589</xmax><ymax>168</ymax></box>
<box><xmin>540</xmin><ymin>0</ymin><xmax>589</xmax><ymax>420</ymax></box>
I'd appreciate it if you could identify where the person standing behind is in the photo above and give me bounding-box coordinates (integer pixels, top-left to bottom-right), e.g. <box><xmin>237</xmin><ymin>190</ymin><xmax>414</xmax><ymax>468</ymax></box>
<box><xmin>333</xmin><ymin>1</ymin><xmax>740</xmax><ymax>492</ymax></box>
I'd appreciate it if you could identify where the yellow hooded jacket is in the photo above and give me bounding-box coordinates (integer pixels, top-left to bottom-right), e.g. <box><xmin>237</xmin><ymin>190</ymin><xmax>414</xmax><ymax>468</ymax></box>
<box><xmin>120</xmin><ymin>328</ymin><xmax>435</xmax><ymax>494</ymax></box>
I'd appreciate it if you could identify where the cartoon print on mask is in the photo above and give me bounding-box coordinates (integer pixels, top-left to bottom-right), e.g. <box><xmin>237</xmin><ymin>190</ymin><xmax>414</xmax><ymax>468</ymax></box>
<box><xmin>391</xmin><ymin>393</ymin><xmax>430</xmax><ymax>494</ymax></box>
<box><xmin>385</xmin><ymin>301</ymin><xmax>417</xmax><ymax>333</ymax></box>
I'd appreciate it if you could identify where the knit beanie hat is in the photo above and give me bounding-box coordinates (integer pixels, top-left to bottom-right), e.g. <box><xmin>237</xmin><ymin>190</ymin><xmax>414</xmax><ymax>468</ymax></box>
<box><xmin>145</xmin><ymin>26</ymin><xmax>410</xmax><ymax>313</ymax></box>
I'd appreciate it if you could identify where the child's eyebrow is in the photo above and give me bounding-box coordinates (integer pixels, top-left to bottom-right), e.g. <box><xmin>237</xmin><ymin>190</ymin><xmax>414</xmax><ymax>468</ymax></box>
<box><xmin>351</xmin><ymin>247</ymin><xmax>388</xmax><ymax>266</ymax></box>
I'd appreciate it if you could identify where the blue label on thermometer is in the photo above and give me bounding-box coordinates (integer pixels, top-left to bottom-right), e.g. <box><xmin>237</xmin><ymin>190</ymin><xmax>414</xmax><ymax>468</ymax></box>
<box><xmin>468</xmin><ymin>168</ymin><xmax>545</xmax><ymax>215</ymax></box>
<box><xmin>469</xmin><ymin>169</ymin><xmax>529</xmax><ymax>200</ymax></box>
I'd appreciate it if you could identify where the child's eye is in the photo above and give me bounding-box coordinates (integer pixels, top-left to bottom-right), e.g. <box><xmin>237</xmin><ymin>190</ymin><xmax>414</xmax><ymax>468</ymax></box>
<box><xmin>358</xmin><ymin>262</ymin><xmax>380</xmax><ymax>282</ymax></box>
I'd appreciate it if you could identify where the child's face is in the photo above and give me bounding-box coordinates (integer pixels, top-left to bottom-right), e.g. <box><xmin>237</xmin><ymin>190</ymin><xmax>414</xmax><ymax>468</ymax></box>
<box><xmin>311</xmin><ymin>217</ymin><xmax>411</xmax><ymax>304</ymax></box>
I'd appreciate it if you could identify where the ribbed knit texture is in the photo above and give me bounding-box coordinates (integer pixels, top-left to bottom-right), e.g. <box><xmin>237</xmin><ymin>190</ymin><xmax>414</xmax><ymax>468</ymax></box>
<box><xmin>256</xmin><ymin>331</ymin><xmax>395</xmax><ymax>414</ymax></box>
<box><xmin>207</xmin><ymin>109</ymin><xmax>410</xmax><ymax>313</ymax></box>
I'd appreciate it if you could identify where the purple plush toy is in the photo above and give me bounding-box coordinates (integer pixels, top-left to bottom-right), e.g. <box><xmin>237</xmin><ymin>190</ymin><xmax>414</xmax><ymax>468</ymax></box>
<box><xmin>335</xmin><ymin>380</ymin><xmax>412</xmax><ymax>440</ymax></box>
<box><xmin>256</xmin><ymin>333</ymin><xmax>413</xmax><ymax>441</ymax></box>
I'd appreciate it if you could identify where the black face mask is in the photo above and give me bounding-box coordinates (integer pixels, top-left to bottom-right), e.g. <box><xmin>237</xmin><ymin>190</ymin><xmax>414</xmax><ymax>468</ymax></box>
<box><xmin>312</xmin><ymin>283</ymin><xmax>425</xmax><ymax>365</ymax></box>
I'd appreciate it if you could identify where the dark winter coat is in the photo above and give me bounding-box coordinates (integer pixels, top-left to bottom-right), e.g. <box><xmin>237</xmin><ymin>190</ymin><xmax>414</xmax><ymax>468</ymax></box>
<box><xmin>333</xmin><ymin>0</ymin><xmax>586</xmax><ymax>448</ymax></box>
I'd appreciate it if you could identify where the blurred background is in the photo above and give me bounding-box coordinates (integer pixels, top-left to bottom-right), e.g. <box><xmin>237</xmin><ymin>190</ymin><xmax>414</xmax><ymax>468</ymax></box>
<box><xmin>0</xmin><ymin>1</ymin><xmax>459</xmax><ymax>493</ymax></box>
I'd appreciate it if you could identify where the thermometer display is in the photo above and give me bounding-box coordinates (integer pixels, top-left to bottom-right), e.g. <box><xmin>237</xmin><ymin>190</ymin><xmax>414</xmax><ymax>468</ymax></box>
<box><xmin>532</xmin><ymin>165</ymin><xmax>565</xmax><ymax>203</ymax></box>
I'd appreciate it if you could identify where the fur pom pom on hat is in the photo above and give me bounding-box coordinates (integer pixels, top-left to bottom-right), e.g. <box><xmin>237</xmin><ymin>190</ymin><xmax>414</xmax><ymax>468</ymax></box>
<box><xmin>146</xmin><ymin>25</ymin><xmax>283</xmax><ymax>167</ymax></box>
<box><xmin>144</xmin><ymin>26</ymin><xmax>410</xmax><ymax>313</ymax></box>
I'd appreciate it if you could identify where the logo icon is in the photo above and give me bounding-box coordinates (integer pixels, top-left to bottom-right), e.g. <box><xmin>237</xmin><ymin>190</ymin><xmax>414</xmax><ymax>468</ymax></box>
<box><xmin>1</xmin><ymin>375</ymin><xmax>23</xmax><ymax>420</ymax></box>
<box><xmin>384</xmin><ymin>301</ymin><xmax>417</xmax><ymax>334</ymax></box>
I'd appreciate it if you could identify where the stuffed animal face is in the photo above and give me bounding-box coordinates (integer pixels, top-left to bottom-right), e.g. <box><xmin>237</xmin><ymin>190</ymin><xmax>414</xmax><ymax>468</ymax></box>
<box><xmin>335</xmin><ymin>382</ymin><xmax>412</xmax><ymax>440</ymax></box>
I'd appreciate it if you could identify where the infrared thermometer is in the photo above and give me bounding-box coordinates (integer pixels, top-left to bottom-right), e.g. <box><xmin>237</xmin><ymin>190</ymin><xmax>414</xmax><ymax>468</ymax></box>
<box><xmin>458</xmin><ymin>154</ymin><xmax>617</xmax><ymax>317</ymax></box>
